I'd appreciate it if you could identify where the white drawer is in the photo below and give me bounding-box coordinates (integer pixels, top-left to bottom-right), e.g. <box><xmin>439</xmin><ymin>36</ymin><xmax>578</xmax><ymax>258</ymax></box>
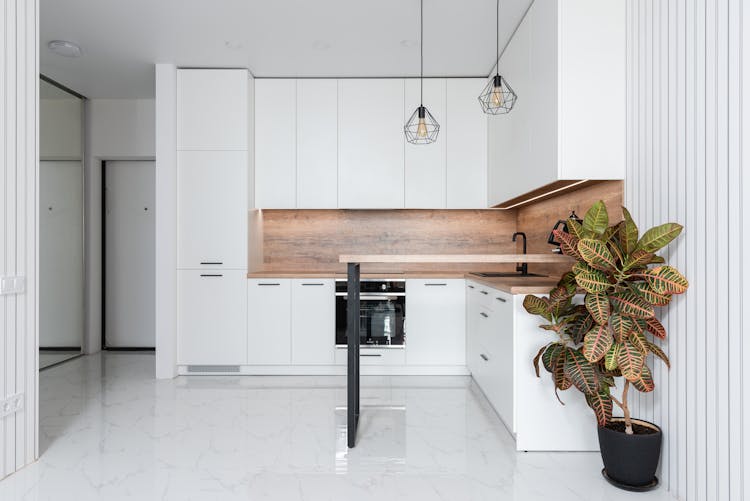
<box><xmin>335</xmin><ymin>347</ymin><xmax>406</xmax><ymax>365</ymax></box>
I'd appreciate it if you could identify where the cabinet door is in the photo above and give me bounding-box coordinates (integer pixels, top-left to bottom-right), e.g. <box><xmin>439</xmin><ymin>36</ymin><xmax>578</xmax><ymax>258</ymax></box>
<box><xmin>404</xmin><ymin>79</ymin><xmax>446</xmax><ymax>208</ymax></box>
<box><xmin>247</xmin><ymin>279</ymin><xmax>291</xmax><ymax>364</ymax></box>
<box><xmin>406</xmin><ymin>279</ymin><xmax>466</xmax><ymax>365</ymax></box>
<box><xmin>255</xmin><ymin>79</ymin><xmax>297</xmax><ymax>208</ymax></box>
<box><xmin>291</xmin><ymin>279</ymin><xmax>335</xmax><ymax>364</ymax></box>
<box><xmin>486</xmin><ymin>289</ymin><xmax>514</xmax><ymax>431</ymax></box>
<box><xmin>338</xmin><ymin>79</ymin><xmax>405</xmax><ymax>208</ymax></box>
<box><xmin>177</xmin><ymin>151</ymin><xmax>248</xmax><ymax>269</ymax></box>
<box><xmin>446</xmin><ymin>79</ymin><xmax>488</xmax><ymax>208</ymax></box>
<box><xmin>465</xmin><ymin>282</ymin><xmax>481</xmax><ymax>375</ymax></box>
<box><xmin>177</xmin><ymin>69</ymin><xmax>248</xmax><ymax>150</ymax></box>
<box><xmin>177</xmin><ymin>270</ymin><xmax>247</xmax><ymax>365</ymax></box>
<box><xmin>297</xmin><ymin>80</ymin><xmax>338</xmax><ymax>208</ymax></box>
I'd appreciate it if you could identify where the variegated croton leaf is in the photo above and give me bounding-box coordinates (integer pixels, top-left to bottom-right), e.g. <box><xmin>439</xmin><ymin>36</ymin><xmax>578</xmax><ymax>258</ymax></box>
<box><xmin>578</xmin><ymin>238</ymin><xmax>617</xmax><ymax>271</ymax></box>
<box><xmin>609</xmin><ymin>312</ymin><xmax>635</xmax><ymax>343</ymax></box>
<box><xmin>646</xmin><ymin>341</ymin><xmax>671</xmax><ymax>368</ymax></box>
<box><xmin>636</xmin><ymin>222</ymin><xmax>683</xmax><ymax>253</ymax></box>
<box><xmin>585</xmin><ymin>390</ymin><xmax>614</xmax><ymax>427</ymax></box>
<box><xmin>617</xmin><ymin>338</ymin><xmax>646</xmax><ymax>382</ymax></box>
<box><xmin>604</xmin><ymin>343</ymin><xmax>620</xmax><ymax>371</ymax></box>
<box><xmin>643</xmin><ymin>317</ymin><xmax>667</xmax><ymax>339</ymax></box>
<box><xmin>582</xmin><ymin>200</ymin><xmax>609</xmax><ymax>236</ymax></box>
<box><xmin>631</xmin><ymin>364</ymin><xmax>655</xmax><ymax>392</ymax></box>
<box><xmin>575</xmin><ymin>269</ymin><xmax>611</xmax><ymax>294</ymax></box>
<box><xmin>610</xmin><ymin>290</ymin><xmax>655</xmax><ymax>319</ymax></box>
<box><xmin>631</xmin><ymin>282</ymin><xmax>672</xmax><ymax>306</ymax></box>
<box><xmin>620</xmin><ymin>207</ymin><xmax>639</xmax><ymax>253</ymax></box>
<box><xmin>585</xmin><ymin>292</ymin><xmax>610</xmax><ymax>325</ymax></box>
<box><xmin>523</xmin><ymin>295</ymin><xmax>551</xmax><ymax>321</ymax></box>
<box><xmin>564</xmin><ymin>348</ymin><xmax>600</xmax><ymax>394</ymax></box>
<box><xmin>582</xmin><ymin>324</ymin><xmax>613</xmax><ymax>363</ymax></box>
<box><xmin>644</xmin><ymin>266</ymin><xmax>689</xmax><ymax>295</ymax></box>
<box><xmin>553</xmin><ymin>229</ymin><xmax>582</xmax><ymax>260</ymax></box>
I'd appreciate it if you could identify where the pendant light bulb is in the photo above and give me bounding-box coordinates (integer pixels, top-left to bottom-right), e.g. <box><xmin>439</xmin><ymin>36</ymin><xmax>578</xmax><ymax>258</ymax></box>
<box><xmin>417</xmin><ymin>117</ymin><xmax>429</xmax><ymax>138</ymax></box>
<box><xmin>491</xmin><ymin>85</ymin><xmax>504</xmax><ymax>108</ymax></box>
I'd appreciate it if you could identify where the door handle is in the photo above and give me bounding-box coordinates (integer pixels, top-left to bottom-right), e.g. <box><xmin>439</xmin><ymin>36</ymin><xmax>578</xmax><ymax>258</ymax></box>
<box><xmin>480</xmin><ymin>354</ymin><xmax>489</xmax><ymax>361</ymax></box>
<box><xmin>360</xmin><ymin>353</ymin><xmax>382</xmax><ymax>357</ymax></box>
<box><xmin>425</xmin><ymin>283</ymin><xmax>447</xmax><ymax>286</ymax></box>
<box><xmin>496</xmin><ymin>297</ymin><xmax>507</xmax><ymax>303</ymax></box>
<box><xmin>480</xmin><ymin>290</ymin><xmax>489</xmax><ymax>295</ymax></box>
<box><xmin>200</xmin><ymin>274</ymin><xmax>223</xmax><ymax>278</ymax></box>
<box><xmin>480</xmin><ymin>312</ymin><xmax>488</xmax><ymax>318</ymax></box>
<box><xmin>301</xmin><ymin>283</ymin><xmax>325</xmax><ymax>286</ymax></box>
<box><xmin>200</xmin><ymin>261</ymin><xmax>223</xmax><ymax>265</ymax></box>
<box><xmin>258</xmin><ymin>283</ymin><xmax>281</xmax><ymax>286</ymax></box>
<box><xmin>468</xmin><ymin>285</ymin><xmax>475</xmax><ymax>289</ymax></box>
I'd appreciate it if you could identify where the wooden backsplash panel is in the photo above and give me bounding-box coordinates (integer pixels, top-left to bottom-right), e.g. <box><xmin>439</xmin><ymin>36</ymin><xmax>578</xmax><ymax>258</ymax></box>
<box><xmin>516</xmin><ymin>180</ymin><xmax>624</xmax><ymax>276</ymax></box>
<box><xmin>259</xmin><ymin>209</ymin><xmax>519</xmax><ymax>273</ymax></box>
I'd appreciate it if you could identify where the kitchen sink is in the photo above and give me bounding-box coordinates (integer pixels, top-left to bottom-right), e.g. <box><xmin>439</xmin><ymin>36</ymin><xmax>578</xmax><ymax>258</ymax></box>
<box><xmin>472</xmin><ymin>272</ymin><xmax>547</xmax><ymax>278</ymax></box>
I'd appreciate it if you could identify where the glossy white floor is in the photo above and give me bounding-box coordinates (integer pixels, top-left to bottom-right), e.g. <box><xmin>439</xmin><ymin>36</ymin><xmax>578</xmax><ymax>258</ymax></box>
<box><xmin>0</xmin><ymin>353</ymin><xmax>675</xmax><ymax>501</ymax></box>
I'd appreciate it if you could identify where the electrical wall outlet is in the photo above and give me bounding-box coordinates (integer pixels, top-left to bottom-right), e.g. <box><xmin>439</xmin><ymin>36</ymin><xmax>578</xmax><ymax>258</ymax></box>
<box><xmin>0</xmin><ymin>276</ymin><xmax>25</xmax><ymax>295</ymax></box>
<box><xmin>0</xmin><ymin>393</ymin><xmax>24</xmax><ymax>418</ymax></box>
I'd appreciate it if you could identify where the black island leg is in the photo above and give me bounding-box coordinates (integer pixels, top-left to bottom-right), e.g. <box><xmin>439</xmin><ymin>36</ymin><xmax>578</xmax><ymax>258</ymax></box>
<box><xmin>347</xmin><ymin>262</ymin><xmax>360</xmax><ymax>448</ymax></box>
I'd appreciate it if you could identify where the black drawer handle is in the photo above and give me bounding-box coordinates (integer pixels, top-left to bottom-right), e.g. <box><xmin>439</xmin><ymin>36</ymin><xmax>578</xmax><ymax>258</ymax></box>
<box><xmin>496</xmin><ymin>297</ymin><xmax>507</xmax><ymax>303</ymax></box>
<box><xmin>301</xmin><ymin>283</ymin><xmax>324</xmax><ymax>286</ymax></box>
<box><xmin>480</xmin><ymin>354</ymin><xmax>489</xmax><ymax>361</ymax></box>
<box><xmin>360</xmin><ymin>353</ymin><xmax>382</xmax><ymax>357</ymax></box>
<box><xmin>425</xmin><ymin>283</ymin><xmax>447</xmax><ymax>286</ymax></box>
<box><xmin>480</xmin><ymin>290</ymin><xmax>489</xmax><ymax>295</ymax></box>
<box><xmin>480</xmin><ymin>312</ymin><xmax>489</xmax><ymax>318</ymax></box>
<box><xmin>200</xmin><ymin>274</ymin><xmax>223</xmax><ymax>277</ymax></box>
<box><xmin>468</xmin><ymin>285</ymin><xmax>475</xmax><ymax>289</ymax></box>
<box><xmin>200</xmin><ymin>261</ymin><xmax>223</xmax><ymax>265</ymax></box>
<box><xmin>258</xmin><ymin>283</ymin><xmax>281</xmax><ymax>286</ymax></box>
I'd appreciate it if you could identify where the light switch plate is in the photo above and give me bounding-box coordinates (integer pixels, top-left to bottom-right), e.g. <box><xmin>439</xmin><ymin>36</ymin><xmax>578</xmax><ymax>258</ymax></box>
<box><xmin>0</xmin><ymin>276</ymin><xmax>25</xmax><ymax>295</ymax></box>
<box><xmin>0</xmin><ymin>393</ymin><xmax>24</xmax><ymax>418</ymax></box>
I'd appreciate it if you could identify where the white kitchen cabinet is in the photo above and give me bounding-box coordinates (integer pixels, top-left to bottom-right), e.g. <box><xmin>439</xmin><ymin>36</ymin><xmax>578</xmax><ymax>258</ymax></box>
<box><xmin>446</xmin><ymin>79</ymin><xmax>488</xmax><ymax>208</ymax></box>
<box><xmin>291</xmin><ymin>279</ymin><xmax>335</xmax><ymax>364</ymax></box>
<box><xmin>338</xmin><ymin>79</ymin><xmax>405</xmax><ymax>208</ymax></box>
<box><xmin>297</xmin><ymin>80</ymin><xmax>338</xmax><ymax>208</ymax></box>
<box><xmin>485</xmin><ymin>289</ymin><xmax>514</xmax><ymax>432</ymax></box>
<box><xmin>247</xmin><ymin>279</ymin><xmax>292</xmax><ymax>364</ymax></box>
<box><xmin>177</xmin><ymin>270</ymin><xmax>247</xmax><ymax>365</ymax></box>
<box><xmin>177</xmin><ymin>69</ymin><xmax>249</xmax><ymax>151</ymax></box>
<box><xmin>255</xmin><ymin>79</ymin><xmax>297</xmax><ymax>208</ymax></box>
<box><xmin>177</xmin><ymin>150</ymin><xmax>248</xmax><ymax>269</ymax></box>
<box><xmin>404</xmin><ymin>79</ymin><xmax>446</xmax><ymax>209</ymax></box>
<box><xmin>487</xmin><ymin>0</ymin><xmax>625</xmax><ymax>206</ymax></box>
<box><xmin>334</xmin><ymin>347</ymin><xmax>406</xmax><ymax>366</ymax></box>
<box><xmin>405</xmin><ymin>279</ymin><xmax>465</xmax><ymax>365</ymax></box>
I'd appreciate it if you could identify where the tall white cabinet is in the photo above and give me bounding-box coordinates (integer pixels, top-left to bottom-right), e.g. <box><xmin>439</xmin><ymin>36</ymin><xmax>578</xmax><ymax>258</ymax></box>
<box><xmin>176</xmin><ymin>68</ymin><xmax>252</xmax><ymax>366</ymax></box>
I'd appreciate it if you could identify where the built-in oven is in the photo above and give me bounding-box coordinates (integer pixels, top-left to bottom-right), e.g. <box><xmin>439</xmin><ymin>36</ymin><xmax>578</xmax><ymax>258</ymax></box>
<box><xmin>335</xmin><ymin>279</ymin><xmax>406</xmax><ymax>348</ymax></box>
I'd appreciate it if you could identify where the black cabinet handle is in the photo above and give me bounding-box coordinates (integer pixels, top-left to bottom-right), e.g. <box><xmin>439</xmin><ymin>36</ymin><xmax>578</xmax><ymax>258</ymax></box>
<box><xmin>480</xmin><ymin>290</ymin><xmax>489</xmax><ymax>295</ymax></box>
<box><xmin>496</xmin><ymin>297</ymin><xmax>507</xmax><ymax>303</ymax></box>
<box><xmin>425</xmin><ymin>283</ymin><xmax>447</xmax><ymax>286</ymax></box>
<box><xmin>480</xmin><ymin>354</ymin><xmax>489</xmax><ymax>361</ymax></box>
<box><xmin>200</xmin><ymin>274</ymin><xmax>223</xmax><ymax>278</ymax></box>
<box><xmin>360</xmin><ymin>353</ymin><xmax>382</xmax><ymax>357</ymax></box>
<box><xmin>468</xmin><ymin>285</ymin><xmax>475</xmax><ymax>289</ymax></box>
<box><xmin>258</xmin><ymin>283</ymin><xmax>280</xmax><ymax>286</ymax></box>
<box><xmin>480</xmin><ymin>312</ymin><xmax>489</xmax><ymax>318</ymax></box>
<box><xmin>301</xmin><ymin>283</ymin><xmax>324</xmax><ymax>286</ymax></box>
<box><xmin>200</xmin><ymin>261</ymin><xmax>223</xmax><ymax>265</ymax></box>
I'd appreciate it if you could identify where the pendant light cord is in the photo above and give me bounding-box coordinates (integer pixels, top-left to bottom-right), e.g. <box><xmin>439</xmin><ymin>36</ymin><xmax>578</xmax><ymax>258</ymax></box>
<box><xmin>420</xmin><ymin>0</ymin><xmax>424</xmax><ymax>105</ymax></box>
<box><xmin>495</xmin><ymin>0</ymin><xmax>499</xmax><ymax>77</ymax></box>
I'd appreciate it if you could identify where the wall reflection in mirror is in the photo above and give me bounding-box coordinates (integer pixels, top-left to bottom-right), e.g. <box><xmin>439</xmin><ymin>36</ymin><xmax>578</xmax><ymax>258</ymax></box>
<box><xmin>39</xmin><ymin>76</ymin><xmax>85</xmax><ymax>370</ymax></box>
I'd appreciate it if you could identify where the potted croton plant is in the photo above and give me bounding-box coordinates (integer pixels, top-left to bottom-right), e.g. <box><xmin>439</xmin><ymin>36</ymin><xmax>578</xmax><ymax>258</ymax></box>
<box><xmin>523</xmin><ymin>201</ymin><xmax>688</xmax><ymax>491</ymax></box>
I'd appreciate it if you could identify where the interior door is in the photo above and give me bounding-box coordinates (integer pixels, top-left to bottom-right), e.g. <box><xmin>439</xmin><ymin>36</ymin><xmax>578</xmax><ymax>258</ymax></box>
<box><xmin>104</xmin><ymin>160</ymin><xmax>155</xmax><ymax>348</ymax></box>
<box><xmin>39</xmin><ymin>160</ymin><xmax>84</xmax><ymax>348</ymax></box>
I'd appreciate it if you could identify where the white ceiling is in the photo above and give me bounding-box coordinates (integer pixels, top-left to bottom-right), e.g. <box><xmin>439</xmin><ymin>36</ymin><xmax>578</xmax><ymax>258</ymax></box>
<box><xmin>40</xmin><ymin>0</ymin><xmax>532</xmax><ymax>99</ymax></box>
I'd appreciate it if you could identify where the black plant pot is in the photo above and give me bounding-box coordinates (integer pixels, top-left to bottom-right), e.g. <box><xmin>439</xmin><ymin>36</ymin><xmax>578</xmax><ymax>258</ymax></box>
<box><xmin>598</xmin><ymin>418</ymin><xmax>661</xmax><ymax>491</ymax></box>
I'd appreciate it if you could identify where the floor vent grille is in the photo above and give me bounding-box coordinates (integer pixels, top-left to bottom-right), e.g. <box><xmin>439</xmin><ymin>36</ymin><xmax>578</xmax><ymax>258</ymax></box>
<box><xmin>187</xmin><ymin>365</ymin><xmax>240</xmax><ymax>373</ymax></box>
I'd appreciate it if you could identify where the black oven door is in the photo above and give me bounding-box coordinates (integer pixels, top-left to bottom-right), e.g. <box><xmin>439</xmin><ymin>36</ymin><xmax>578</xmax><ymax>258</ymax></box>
<box><xmin>335</xmin><ymin>295</ymin><xmax>405</xmax><ymax>347</ymax></box>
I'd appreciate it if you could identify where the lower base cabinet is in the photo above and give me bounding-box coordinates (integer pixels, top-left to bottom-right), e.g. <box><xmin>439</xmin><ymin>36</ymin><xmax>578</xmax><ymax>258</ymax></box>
<box><xmin>247</xmin><ymin>279</ymin><xmax>292</xmax><ymax>364</ymax></box>
<box><xmin>291</xmin><ymin>279</ymin><xmax>335</xmax><ymax>364</ymax></box>
<box><xmin>177</xmin><ymin>270</ymin><xmax>247</xmax><ymax>365</ymax></box>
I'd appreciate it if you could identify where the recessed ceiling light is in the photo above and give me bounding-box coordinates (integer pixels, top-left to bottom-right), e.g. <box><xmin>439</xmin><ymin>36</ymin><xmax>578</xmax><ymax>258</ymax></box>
<box><xmin>224</xmin><ymin>40</ymin><xmax>243</xmax><ymax>50</ymax></box>
<box><xmin>400</xmin><ymin>39</ymin><xmax>417</xmax><ymax>48</ymax></box>
<box><xmin>312</xmin><ymin>40</ymin><xmax>331</xmax><ymax>50</ymax></box>
<box><xmin>47</xmin><ymin>40</ymin><xmax>82</xmax><ymax>57</ymax></box>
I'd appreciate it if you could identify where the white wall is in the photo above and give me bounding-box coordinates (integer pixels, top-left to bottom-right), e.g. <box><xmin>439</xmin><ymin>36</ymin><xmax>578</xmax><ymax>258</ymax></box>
<box><xmin>84</xmin><ymin>99</ymin><xmax>155</xmax><ymax>354</ymax></box>
<box><xmin>626</xmin><ymin>1</ymin><xmax>747</xmax><ymax>500</ymax></box>
<box><xmin>40</xmin><ymin>98</ymin><xmax>83</xmax><ymax>160</ymax></box>
<box><xmin>0</xmin><ymin>0</ymin><xmax>39</xmax><ymax>479</ymax></box>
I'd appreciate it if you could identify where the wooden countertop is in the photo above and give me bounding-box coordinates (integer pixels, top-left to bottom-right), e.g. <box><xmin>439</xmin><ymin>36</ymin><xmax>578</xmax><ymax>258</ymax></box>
<box><xmin>338</xmin><ymin>253</ymin><xmax>573</xmax><ymax>264</ymax></box>
<box><xmin>464</xmin><ymin>274</ymin><xmax>560</xmax><ymax>295</ymax></box>
<box><xmin>247</xmin><ymin>270</ymin><xmax>470</xmax><ymax>279</ymax></box>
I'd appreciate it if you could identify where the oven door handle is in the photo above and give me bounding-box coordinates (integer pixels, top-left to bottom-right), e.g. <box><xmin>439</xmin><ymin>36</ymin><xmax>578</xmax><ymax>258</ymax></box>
<box><xmin>335</xmin><ymin>293</ymin><xmax>404</xmax><ymax>297</ymax></box>
<box><xmin>359</xmin><ymin>295</ymin><xmax>401</xmax><ymax>301</ymax></box>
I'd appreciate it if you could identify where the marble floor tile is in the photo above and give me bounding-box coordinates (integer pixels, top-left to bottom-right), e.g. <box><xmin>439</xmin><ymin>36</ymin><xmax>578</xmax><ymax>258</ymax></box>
<box><xmin>0</xmin><ymin>353</ymin><xmax>676</xmax><ymax>500</ymax></box>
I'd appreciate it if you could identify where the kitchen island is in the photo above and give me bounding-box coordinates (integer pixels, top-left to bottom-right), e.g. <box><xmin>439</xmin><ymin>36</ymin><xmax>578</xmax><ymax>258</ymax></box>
<box><xmin>339</xmin><ymin>254</ymin><xmax>576</xmax><ymax>449</ymax></box>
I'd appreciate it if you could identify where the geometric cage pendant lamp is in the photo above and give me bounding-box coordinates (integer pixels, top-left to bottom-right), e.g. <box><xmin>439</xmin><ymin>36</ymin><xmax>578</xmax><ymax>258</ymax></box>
<box><xmin>404</xmin><ymin>0</ymin><xmax>440</xmax><ymax>144</ymax></box>
<box><xmin>478</xmin><ymin>0</ymin><xmax>517</xmax><ymax>114</ymax></box>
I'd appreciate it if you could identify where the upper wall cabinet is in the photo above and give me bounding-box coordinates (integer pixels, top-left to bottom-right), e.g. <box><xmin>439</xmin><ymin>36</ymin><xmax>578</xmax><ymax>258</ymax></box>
<box><xmin>487</xmin><ymin>0</ymin><xmax>625</xmax><ymax>206</ymax></box>
<box><xmin>404</xmin><ymin>79</ymin><xmax>447</xmax><ymax>209</ymax></box>
<box><xmin>446</xmin><ymin>79</ymin><xmax>488</xmax><ymax>208</ymax></box>
<box><xmin>297</xmin><ymin>80</ymin><xmax>339</xmax><ymax>209</ymax></box>
<box><xmin>177</xmin><ymin>69</ymin><xmax>249</xmax><ymax>151</ymax></box>
<box><xmin>255</xmin><ymin>79</ymin><xmax>297</xmax><ymax>208</ymax></box>
<box><xmin>338</xmin><ymin>79</ymin><xmax>405</xmax><ymax>209</ymax></box>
